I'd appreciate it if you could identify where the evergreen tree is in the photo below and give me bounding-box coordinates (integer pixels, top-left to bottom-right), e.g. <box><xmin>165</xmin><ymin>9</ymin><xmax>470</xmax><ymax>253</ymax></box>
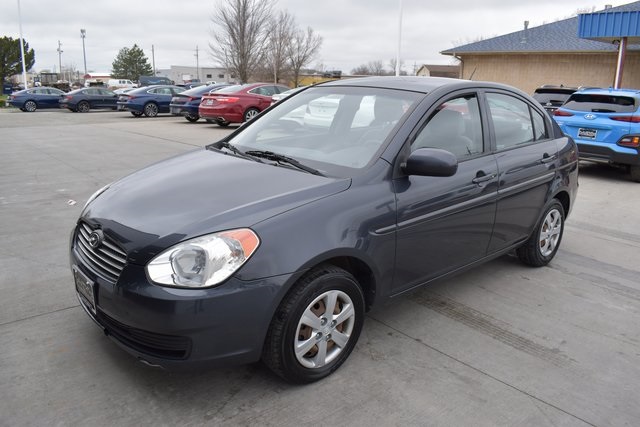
<box><xmin>111</xmin><ymin>44</ymin><xmax>153</xmax><ymax>81</ymax></box>
<box><xmin>0</xmin><ymin>36</ymin><xmax>35</xmax><ymax>83</ymax></box>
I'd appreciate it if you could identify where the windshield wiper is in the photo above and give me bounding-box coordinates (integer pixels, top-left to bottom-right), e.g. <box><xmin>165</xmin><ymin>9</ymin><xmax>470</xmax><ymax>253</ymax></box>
<box><xmin>208</xmin><ymin>141</ymin><xmax>264</xmax><ymax>163</ymax></box>
<box><xmin>244</xmin><ymin>150</ymin><xmax>324</xmax><ymax>176</ymax></box>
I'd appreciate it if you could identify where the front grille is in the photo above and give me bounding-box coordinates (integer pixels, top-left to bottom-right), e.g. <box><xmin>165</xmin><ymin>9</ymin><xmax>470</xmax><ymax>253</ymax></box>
<box><xmin>74</xmin><ymin>222</ymin><xmax>127</xmax><ymax>283</ymax></box>
<box><xmin>97</xmin><ymin>310</ymin><xmax>192</xmax><ymax>360</ymax></box>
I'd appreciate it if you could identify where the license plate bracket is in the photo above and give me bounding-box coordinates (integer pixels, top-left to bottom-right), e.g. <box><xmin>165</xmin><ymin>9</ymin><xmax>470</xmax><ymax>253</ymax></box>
<box><xmin>578</xmin><ymin>128</ymin><xmax>597</xmax><ymax>139</ymax></box>
<box><xmin>73</xmin><ymin>266</ymin><xmax>96</xmax><ymax>315</ymax></box>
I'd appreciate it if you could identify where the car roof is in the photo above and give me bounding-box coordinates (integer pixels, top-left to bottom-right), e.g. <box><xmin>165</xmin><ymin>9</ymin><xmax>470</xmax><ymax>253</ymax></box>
<box><xmin>316</xmin><ymin>76</ymin><xmax>523</xmax><ymax>94</ymax></box>
<box><xmin>574</xmin><ymin>88</ymin><xmax>640</xmax><ymax>97</ymax></box>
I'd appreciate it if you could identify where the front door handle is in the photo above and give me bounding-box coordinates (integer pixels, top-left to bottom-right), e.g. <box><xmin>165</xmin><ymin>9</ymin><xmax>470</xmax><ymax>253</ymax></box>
<box><xmin>472</xmin><ymin>172</ymin><xmax>496</xmax><ymax>184</ymax></box>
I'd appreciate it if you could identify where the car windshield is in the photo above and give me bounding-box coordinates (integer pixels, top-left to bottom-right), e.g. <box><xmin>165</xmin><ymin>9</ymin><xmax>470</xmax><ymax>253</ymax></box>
<box><xmin>223</xmin><ymin>86</ymin><xmax>421</xmax><ymax>177</ymax></box>
<box><xmin>563</xmin><ymin>93</ymin><xmax>638</xmax><ymax>113</ymax></box>
<box><xmin>533</xmin><ymin>92</ymin><xmax>573</xmax><ymax>104</ymax></box>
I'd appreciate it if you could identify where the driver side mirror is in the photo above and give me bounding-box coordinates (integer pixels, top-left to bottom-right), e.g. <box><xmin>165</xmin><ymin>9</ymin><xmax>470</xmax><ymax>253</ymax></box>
<box><xmin>402</xmin><ymin>148</ymin><xmax>458</xmax><ymax>177</ymax></box>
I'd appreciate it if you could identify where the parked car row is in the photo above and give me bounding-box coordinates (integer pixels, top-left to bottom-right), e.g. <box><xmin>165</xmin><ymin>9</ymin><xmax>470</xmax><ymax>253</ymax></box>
<box><xmin>7</xmin><ymin>83</ymin><xmax>292</xmax><ymax>126</ymax></box>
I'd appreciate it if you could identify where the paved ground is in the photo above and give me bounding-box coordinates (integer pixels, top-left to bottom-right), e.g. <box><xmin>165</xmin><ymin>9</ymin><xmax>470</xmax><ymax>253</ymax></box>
<box><xmin>1</xmin><ymin>108</ymin><xmax>639</xmax><ymax>427</ymax></box>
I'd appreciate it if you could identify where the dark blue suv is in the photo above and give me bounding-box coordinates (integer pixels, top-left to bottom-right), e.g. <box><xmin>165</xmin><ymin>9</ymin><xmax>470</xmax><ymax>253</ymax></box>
<box><xmin>554</xmin><ymin>88</ymin><xmax>640</xmax><ymax>182</ymax></box>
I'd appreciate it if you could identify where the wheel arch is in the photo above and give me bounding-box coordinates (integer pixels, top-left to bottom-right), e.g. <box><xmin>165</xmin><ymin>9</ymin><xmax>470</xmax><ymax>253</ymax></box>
<box><xmin>293</xmin><ymin>255</ymin><xmax>377</xmax><ymax>312</ymax></box>
<box><xmin>553</xmin><ymin>189</ymin><xmax>571</xmax><ymax>219</ymax></box>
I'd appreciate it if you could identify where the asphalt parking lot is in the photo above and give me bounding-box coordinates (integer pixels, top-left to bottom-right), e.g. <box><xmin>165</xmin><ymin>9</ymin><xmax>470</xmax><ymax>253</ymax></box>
<box><xmin>1</xmin><ymin>108</ymin><xmax>640</xmax><ymax>426</ymax></box>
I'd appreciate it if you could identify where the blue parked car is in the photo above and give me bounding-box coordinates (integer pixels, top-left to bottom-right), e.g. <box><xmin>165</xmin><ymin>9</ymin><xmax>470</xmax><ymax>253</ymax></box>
<box><xmin>8</xmin><ymin>87</ymin><xmax>66</xmax><ymax>112</ymax></box>
<box><xmin>169</xmin><ymin>83</ymin><xmax>231</xmax><ymax>122</ymax></box>
<box><xmin>117</xmin><ymin>85</ymin><xmax>185</xmax><ymax>117</ymax></box>
<box><xmin>553</xmin><ymin>88</ymin><xmax>640</xmax><ymax>182</ymax></box>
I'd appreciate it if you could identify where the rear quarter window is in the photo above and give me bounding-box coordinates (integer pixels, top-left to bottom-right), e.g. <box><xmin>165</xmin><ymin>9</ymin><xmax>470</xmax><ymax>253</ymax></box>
<box><xmin>563</xmin><ymin>94</ymin><xmax>638</xmax><ymax>113</ymax></box>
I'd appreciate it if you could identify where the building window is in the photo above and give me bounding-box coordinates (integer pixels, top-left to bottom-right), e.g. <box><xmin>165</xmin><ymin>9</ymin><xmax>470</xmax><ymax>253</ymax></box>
<box><xmin>206</xmin><ymin>74</ymin><xmax>212</xmax><ymax>78</ymax></box>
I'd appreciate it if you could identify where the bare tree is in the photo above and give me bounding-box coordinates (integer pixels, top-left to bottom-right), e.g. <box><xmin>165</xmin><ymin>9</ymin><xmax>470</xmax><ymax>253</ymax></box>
<box><xmin>287</xmin><ymin>27</ymin><xmax>322</xmax><ymax>87</ymax></box>
<box><xmin>388</xmin><ymin>58</ymin><xmax>407</xmax><ymax>76</ymax></box>
<box><xmin>267</xmin><ymin>10</ymin><xmax>295</xmax><ymax>84</ymax></box>
<box><xmin>209</xmin><ymin>0</ymin><xmax>274</xmax><ymax>83</ymax></box>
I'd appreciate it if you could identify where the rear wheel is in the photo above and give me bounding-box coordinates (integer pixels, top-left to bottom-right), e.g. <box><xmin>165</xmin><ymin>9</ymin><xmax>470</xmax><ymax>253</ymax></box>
<box><xmin>24</xmin><ymin>100</ymin><xmax>37</xmax><ymax>112</ymax></box>
<box><xmin>243</xmin><ymin>107</ymin><xmax>260</xmax><ymax>122</ymax></box>
<box><xmin>185</xmin><ymin>114</ymin><xmax>199</xmax><ymax>122</ymax></box>
<box><xmin>262</xmin><ymin>265</ymin><xmax>365</xmax><ymax>383</ymax></box>
<box><xmin>144</xmin><ymin>102</ymin><xmax>159</xmax><ymax>117</ymax></box>
<box><xmin>629</xmin><ymin>165</ymin><xmax>640</xmax><ymax>183</ymax></box>
<box><xmin>517</xmin><ymin>199</ymin><xmax>564</xmax><ymax>266</ymax></box>
<box><xmin>77</xmin><ymin>101</ymin><xmax>90</xmax><ymax>113</ymax></box>
<box><xmin>131</xmin><ymin>111</ymin><xmax>143</xmax><ymax>117</ymax></box>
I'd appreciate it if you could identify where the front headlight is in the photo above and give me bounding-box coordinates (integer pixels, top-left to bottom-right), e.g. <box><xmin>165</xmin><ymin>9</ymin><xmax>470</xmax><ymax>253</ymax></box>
<box><xmin>146</xmin><ymin>229</ymin><xmax>260</xmax><ymax>288</ymax></box>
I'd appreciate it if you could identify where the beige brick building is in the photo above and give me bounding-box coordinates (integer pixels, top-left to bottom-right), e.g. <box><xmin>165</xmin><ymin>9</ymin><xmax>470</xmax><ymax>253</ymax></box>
<box><xmin>441</xmin><ymin>2</ymin><xmax>640</xmax><ymax>95</ymax></box>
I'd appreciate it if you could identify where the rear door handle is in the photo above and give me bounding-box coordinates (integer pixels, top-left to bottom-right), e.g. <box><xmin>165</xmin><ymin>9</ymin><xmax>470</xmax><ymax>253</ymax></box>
<box><xmin>540</xmin><ymin>153</ymin><xmax>557</xmax><ymax>164</ymax></box>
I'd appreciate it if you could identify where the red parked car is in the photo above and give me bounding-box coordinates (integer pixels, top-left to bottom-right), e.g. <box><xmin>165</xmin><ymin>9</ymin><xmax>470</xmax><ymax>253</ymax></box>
<box><xmin>199</xmin><ymin>83</ymin><xmax>289</xmax><ymax>126</ymax></box>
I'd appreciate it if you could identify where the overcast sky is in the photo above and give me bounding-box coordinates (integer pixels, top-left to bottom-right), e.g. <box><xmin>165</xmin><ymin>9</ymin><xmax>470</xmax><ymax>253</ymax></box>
<box><xmin>1</xmin><ymin>0</ymin><xmax>632</xmax><ymax>76</ymax></box>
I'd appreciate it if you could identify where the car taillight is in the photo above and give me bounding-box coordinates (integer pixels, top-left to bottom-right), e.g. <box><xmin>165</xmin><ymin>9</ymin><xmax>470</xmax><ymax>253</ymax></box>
<box><xmin>610</xmin><ymin>116</ymin><xmax>640</xmax><ymax>123</ymax></box>
<box><xmin>215</xmin><ymin>97</ymin><xmax>240</xmax><ymax>103</ymax></box>
<box><xmin>65</xmin><ymin>96</ymin><xmax>72</xmax><ymax>101</ymax></box>
<box><xmin>553</xmin><ymin>110</ymin><xmax>573</xmax><ymax>117</ymax></box>
<box><xmin>618</xmin><ymin>136</ymin><xmax>640</xmax><ymax>148</ymax></box>
<box><xmin>188</xmin><ymin>97</ymin><xmax>196</xmax><ymax>102</ymax></box>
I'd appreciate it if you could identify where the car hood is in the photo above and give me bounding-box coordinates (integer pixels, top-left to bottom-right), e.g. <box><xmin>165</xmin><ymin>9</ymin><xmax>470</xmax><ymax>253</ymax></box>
<box><xmin>82</xmin><ymin>148</ymin><xmax>350</xmax><ymax>264</ymax></box>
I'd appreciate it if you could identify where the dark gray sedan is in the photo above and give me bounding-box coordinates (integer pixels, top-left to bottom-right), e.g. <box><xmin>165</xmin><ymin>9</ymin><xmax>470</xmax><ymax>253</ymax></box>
<box><xmin>59</xmin><ymin>87</ymin><xmax>119</xmax><ymax>112</ymax></box>
<box><xmin>70</xmin><ymin>77</ymin><xmax>578</xmax><ymax>383</ymax></box>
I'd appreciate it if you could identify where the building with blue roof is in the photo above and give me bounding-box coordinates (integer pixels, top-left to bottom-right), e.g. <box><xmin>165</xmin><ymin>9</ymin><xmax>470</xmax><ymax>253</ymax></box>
<box><xmin>441</xmin><ymin>2</ymin><xmax>640</xmax><ymax>94</ymax></box>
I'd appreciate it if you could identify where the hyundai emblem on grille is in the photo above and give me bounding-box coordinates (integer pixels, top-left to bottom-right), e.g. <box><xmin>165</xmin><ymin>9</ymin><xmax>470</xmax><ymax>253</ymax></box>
<box><xmin>88</xmin><ymin>230</ymin><xmax>104</xmax><ymax>248</ymax></box>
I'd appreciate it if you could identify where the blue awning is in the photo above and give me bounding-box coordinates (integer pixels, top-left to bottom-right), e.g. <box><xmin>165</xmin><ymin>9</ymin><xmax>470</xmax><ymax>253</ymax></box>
<box><xmin>578</xmin><ymin>10</ymin><xmax>640</xmax><ymax>43</ymax></box>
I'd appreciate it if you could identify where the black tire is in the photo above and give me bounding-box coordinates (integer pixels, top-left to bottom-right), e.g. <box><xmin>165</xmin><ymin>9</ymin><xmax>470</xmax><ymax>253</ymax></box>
<box><xmin>517</xmin><ymin>199</ymin><xmax>564</xmax><ymax>267</ymax></box>
<box><xmin>131</xmin><ymin>111</ymin><xmax>143</xmax><ymax>117</ymax></box>
<box><xmin>629</xmin><ymin>165</ymin><xmax>640</xmax><ymax>183</ymax></box>
<box><xmin>262</xmin><ymin>265</ymin><xmax>365</xmax><ymax>383</ymax></box>
<box><xmin>77</xmin><ymin>101</ymin><xmax>90</xmax><ymax>113</ymax></box>
<box><xmin>216</xmin><ymin>119</ymin><xmax>230</xmax><ymax>127</ymax></box>
<box><xmin>185</xmin><ymin>114</ymin><xmax>199</xmax><ymax>122</ymax></box>
<box><xmin>243</xmin><ymin>107</ymin><xmax>260</xmax><ymax>122</ymax></box>
<box><xmin>143</xmin><ymin>102</ymin><xmax>159</xmax><ymax>117</ymax></box>
<box><xmin>24</xmin><ymin>100</ymin><xmax>37</xmax><ymax>112</ymax></box>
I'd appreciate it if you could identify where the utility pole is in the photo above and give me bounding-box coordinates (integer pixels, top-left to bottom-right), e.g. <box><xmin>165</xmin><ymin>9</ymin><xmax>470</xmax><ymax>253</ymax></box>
<box><xmin>57</xmin><ymin>40</ymin><xmax>63</xmax><ymax>78</ymax></box>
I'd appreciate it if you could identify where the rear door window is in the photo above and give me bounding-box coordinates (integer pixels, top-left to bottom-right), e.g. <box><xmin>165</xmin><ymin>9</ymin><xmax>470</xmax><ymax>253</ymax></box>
<box><xmin>563</xmin><ymin>94</ymin><xmax>638</xmax><ymax>113</ymax></box>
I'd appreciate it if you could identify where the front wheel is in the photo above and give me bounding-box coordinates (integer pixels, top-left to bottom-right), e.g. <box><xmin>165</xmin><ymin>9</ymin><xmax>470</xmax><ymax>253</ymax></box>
<box><xmin>144</xmin><ymin>102</ymin><xmax>159</xmax><ymax>117</ymax></box>
<box><xmin>185</xmin><ymin>114</ymin><xmax>199</xmax><ymax>122</ymax></box>
<box><xmin>131</xmin><ymin>111</ymin><xmax>143</xmax><ymax>117</ymax></box>
<box><xmin>262</xmin><ymin>265</ymin><xmax>365</xmax><ymax>383</ymax></box>
<box><xmin>243</xmin><ymin>107</ymin><xmax>260</xmax><ymax>122</ymax></box>
<box><xmin>517</xmin><ymin>199</ymin><xmax>564</xmax><ymax>266</ymax></box>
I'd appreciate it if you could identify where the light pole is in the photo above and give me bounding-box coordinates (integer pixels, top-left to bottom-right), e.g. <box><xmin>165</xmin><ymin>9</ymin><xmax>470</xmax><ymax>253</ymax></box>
<box><xmin>80</xmin><ymin>29</ymin><xmax>87</xmax><ymax>77</ymax></box>
<box><xmin>57</xmin><ymin>40</ymin><xmax>63</xmax><ymax>77</ymax></box>
<box><xmin>195</xmin><ymin>45</ymin><xmax>200</xmax><ymax>82</ymax></box>
<box><xmin>17</xmin><ymin>0</ymin><xmax>28</xmax><ymax>88</ymax></box>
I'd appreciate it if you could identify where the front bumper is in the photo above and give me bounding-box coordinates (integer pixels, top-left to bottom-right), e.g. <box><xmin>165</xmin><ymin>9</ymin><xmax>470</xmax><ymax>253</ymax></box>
<box><xmin>576</xmin><ymin>140</ymin><xmax>640</xmax><ymax>166</ymax></box>
<box><xmin>70</xmin><ymin>245</ymin><xmax>292</xmax><ymax>369</ymax></box>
